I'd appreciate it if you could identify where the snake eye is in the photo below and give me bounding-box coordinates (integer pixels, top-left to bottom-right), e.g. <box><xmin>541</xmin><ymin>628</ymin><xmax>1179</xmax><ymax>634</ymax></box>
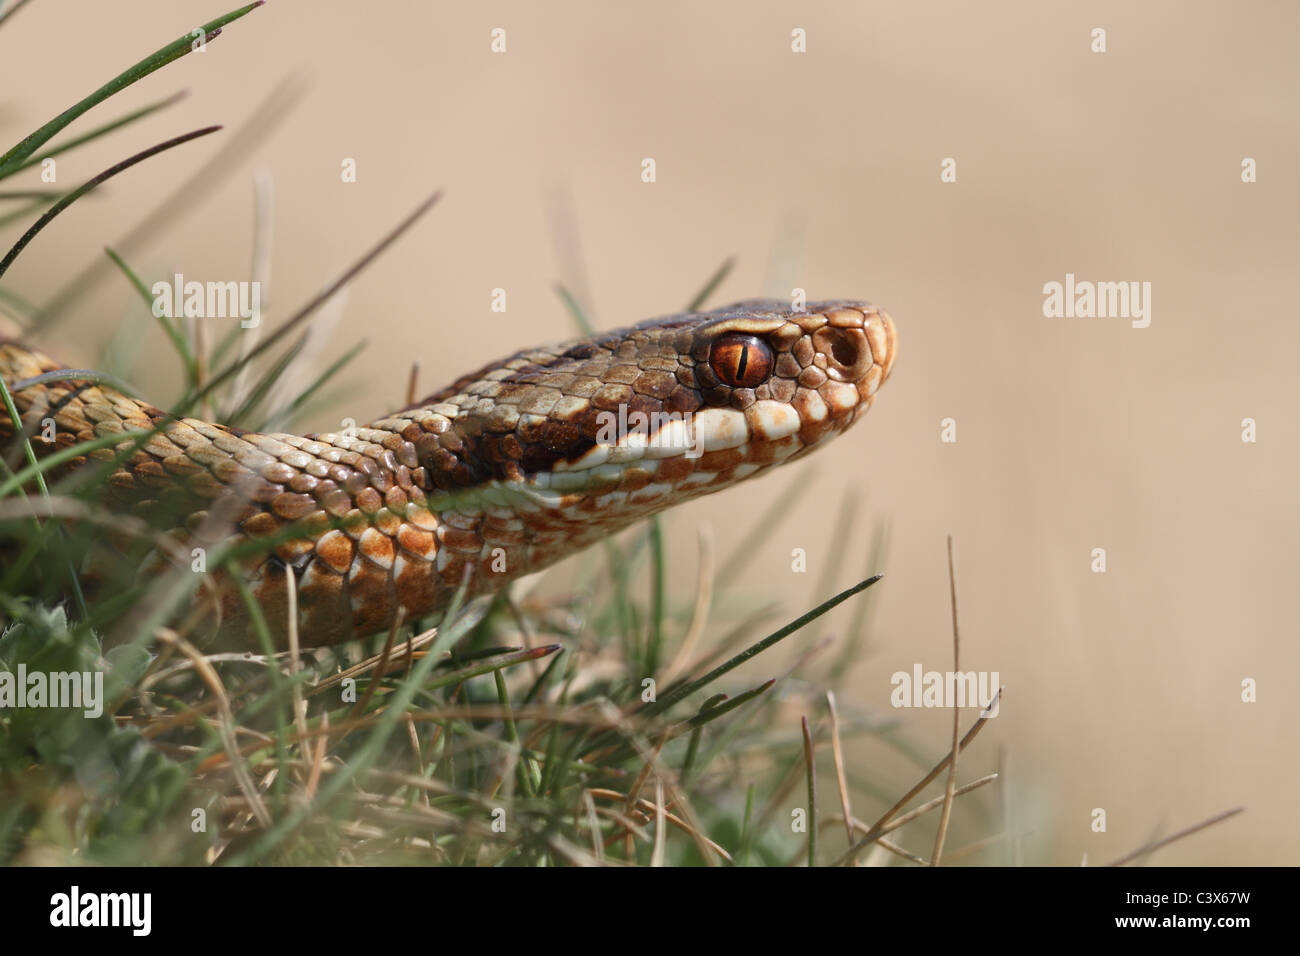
<box><xmin>708</xmin><ymin>333</ymin><xmax>773</xmax><ymax>389</ymax></box>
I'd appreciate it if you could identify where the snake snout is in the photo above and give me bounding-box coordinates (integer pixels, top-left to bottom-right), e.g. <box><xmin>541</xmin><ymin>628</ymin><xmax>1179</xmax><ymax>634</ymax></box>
<box><xmin>811</xmin><ymin>307</ymin><xmax>896</xmax><ymax>397</ymax></box>
<box><xmin>872</xmin><ymin>310</ymin><xmax>897</xmax><ymax>383</ymax></box>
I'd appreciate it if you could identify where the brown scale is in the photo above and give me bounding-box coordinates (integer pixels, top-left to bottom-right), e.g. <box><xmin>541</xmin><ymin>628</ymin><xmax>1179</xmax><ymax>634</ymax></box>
<box><xmin>0</xmin><ymin>300</ymin><xmax>896</xmax><ymax>648</ymax></box>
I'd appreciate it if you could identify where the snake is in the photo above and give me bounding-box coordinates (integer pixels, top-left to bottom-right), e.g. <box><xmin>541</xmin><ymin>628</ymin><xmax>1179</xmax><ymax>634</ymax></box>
<box><xmin>0</xmin><ymin>299</ymin><xmax>896</xmax><ymax>648</ymax></box>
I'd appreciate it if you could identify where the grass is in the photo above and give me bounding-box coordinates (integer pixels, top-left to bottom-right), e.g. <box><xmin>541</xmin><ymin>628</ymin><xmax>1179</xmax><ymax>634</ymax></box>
<box><xmin>0</xmin><ymin>1</ymin><xmax>1241</xmax><ymax>868</ymax></box>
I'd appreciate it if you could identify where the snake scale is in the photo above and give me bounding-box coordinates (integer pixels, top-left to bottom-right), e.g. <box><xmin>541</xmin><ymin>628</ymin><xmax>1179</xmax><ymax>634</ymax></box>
<box><xmin>0</xmin><ymin>299</ymin><xmax>896</xmax><ymax>647</ymax></box>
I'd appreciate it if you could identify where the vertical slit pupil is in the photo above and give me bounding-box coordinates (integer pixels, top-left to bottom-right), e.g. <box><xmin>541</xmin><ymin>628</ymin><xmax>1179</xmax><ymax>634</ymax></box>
<box><xmin>711</xmin><ymin>333</ymin><xmax>771</xmax><ymax>387</ymax></box>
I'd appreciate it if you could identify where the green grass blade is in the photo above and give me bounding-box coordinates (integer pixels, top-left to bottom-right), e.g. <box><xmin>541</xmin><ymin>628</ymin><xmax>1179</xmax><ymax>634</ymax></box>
<box><xmin>679</xmin><ymin>680</ymin><xmax>774</xmax><ymax>733</ymax></box>
<box><xmin>0</xmin><ymin>429</ymin><xmax>148</xmax><ymax>500</ymax></box>
<box><xmin>0</xmin><ymin>2</ymin><xmax>261</xmax><ymax>176</ymax></box>
<box><xmin>0</xmin><ymin>189</ymin><xmax>63</xmax><ymax>199</ymax></box>
<box><xmin>739</xmin><ymin>782</ymin><xmax>756</xmax><ymax>865</ymax></box>
<box><xmin>645</xmin><ymin>517</ymin><xmax>665</xmax><ymax>677</ymax></box>
<box><xmin>226</xmin><ymin>568</ymin><xmax>292</xmax><ymax>815</ymax></box>
<box><xmin>520</xmin><ymin>645</ymin><xmax>566</xmax><ymax>707</ymax></box>
<box><xmin>257</xmin><ymin>339</ymin><xmax>367</xmax><ymax>433</ymax></box>
<box><xmin>13</xmin><ymin>92</ymin><xmax>188</xmax><ymax>174</ymax></box>
<box><xmin>638</xmin><ymin>575</ymin><xmax>881</xmax><ymax>720</ymax></box>
<box><xmin>802</xmin><ymin>715</ymin><xmax>817</xmax><ymax>866</ymax></box>
<box><xmin>0</xmin><ymin>372</ymin><xmax>87</xmax><ymax>616</ymax></box>
<box><xmin>0</xmin><ymin>125</ymin><xmax>221</xmax><ymax>280</ymax></box>
<box><xmin>554</xmin><ymin>282</ymin><xmax>594</xmax><ymax>335</ymax></box>
<box><xmin>103</xmin><ymin>246</ymin><xmax>197</xmax><ymax>385</ymax></box>
<box><xmin>222</xmin><ymin>333</ymin><xmax>308</xmax><ymax>428</ymax></box>
<box><xmin>0</xmin><ymin>196</ymin><xmax>57</xmax><ymax>229</ymax></box>
<box><xmin>5</xmin><ymin>366</ymin><xmax>137</xmax><ymax>397</ymax></box>
<box><xmin>684</xmin><ymin>256</ymin><xmax>735</xmax><ymax>312</ymax></box>
<box><xmin>0</xmin><ymin>286</ymin><xmax>38</xmax><ymax>324</ymax></box>
<box><xmin>0</xmin><ymin>0</ymin><xmax>36</xmax><ymax>30</ymax></box>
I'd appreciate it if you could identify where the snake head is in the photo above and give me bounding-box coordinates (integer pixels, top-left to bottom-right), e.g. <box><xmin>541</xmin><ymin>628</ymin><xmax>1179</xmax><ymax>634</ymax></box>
<box><xmin>677</xmin><ymin>299</ymin><xmax>897</xmax><ymax>456</ymax></box>
<box><xmin>404</xmin><ymin>299</ymin><xmax>895</xmax><ymax>506</ymax></box>
<box><xmin>544</xmin><ymin>298</ymin><xmax>898</xmax><ymax>480</ymax></box>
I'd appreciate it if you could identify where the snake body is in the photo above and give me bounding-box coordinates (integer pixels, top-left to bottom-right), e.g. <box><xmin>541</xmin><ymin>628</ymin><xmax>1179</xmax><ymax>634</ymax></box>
<box><xmin>0</xmin><ymin>299</ymin><xmax>896</xmax><ymax>647</ymax></box>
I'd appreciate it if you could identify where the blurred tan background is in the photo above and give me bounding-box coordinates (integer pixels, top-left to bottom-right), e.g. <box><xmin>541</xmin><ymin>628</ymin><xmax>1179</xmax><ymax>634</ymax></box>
<box><xmin>3</xmin><ymin>0</ymin><xmax>1296</xmax><ymax>864</ymax></box>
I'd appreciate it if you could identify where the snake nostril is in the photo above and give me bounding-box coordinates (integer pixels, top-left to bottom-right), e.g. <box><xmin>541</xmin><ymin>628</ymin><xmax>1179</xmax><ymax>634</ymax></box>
<box><xmin>813</xmin><ymin>327</ymin><xmax>872</xmax><ymax>382</ymax></box>
<box><xmin>829</xmin><ymin>333</ymin><xmax>858</xmax><ymax>367</ymax></box>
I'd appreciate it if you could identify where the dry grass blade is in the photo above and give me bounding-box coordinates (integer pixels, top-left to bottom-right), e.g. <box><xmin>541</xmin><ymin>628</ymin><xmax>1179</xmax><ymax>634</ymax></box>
<box><xmin>651</xmin><ymin>779</ymin><xmax>667</xmax><ymax>867</ymax></box>
<box><xmin>308</xmin><ymin>626</ymin><xmax>442</xmax><ymax>695</ymax></box>
<box><xmin>304</xmin><ymin>710</ymin><xmax>329</xmax><ymax>801</ymax></box>
<box><xmin>931</xmin><ymin>534</ymin><xmax>962</xmax><ymax>866</ymax></box>
<box><xmin>869</xmin><ymin>773</ymin><xmax>999</xmax><ymax>838</ymax></box>
<box><xmin>589</xmin><ymin>789</ymin><xmax>733</xmax><ymax>863</ymax></box>
<box><xmin>582</xmin><ymin>789</ymin><xmax>605</xmax><ymax>862</ymax></box>
<box><xmin>344</xmin><ymin>610</ymin><xmax>406</xmax><ymax>734</ymax></box>
<box><xmin>944</xmin><ymin>831</ymin><xmax>1008</xmax><ymax>863</ymax></box>
<box><xmin>154</xmin><ymin>626</ymin><xmax>271</xmax><ymax>829</ymax></box>
<box><xmin>624</xmin><ymin>731</ymin><xmax>668</xmax><ymax>812</ymax></box>
<box><xmin>833</xmin><ymin>687</ymin><xmax>1003</xmax><ymax>866</ymax></box>
<box><xmin>282</xmin><ymin>567</ymin><xmax>309</xmax><ymax>752</ymax></box>
<box><xmin>827</xmin><ymin>690</ymin><xmax>854</xmax><ymax>848</ymax></box>
<box><xmin>878</xmin><ymin>837</ymin><xmax>928</xmax><ymax>865</ymax></box>
<box><xmin>1104</xmin><ymin>807</ymin><xmax>1245</xmax><ymax>867</ymax></box>
<box><xmin>405</xmin><ymin>360</ymin><xmax>420</xmax><ymax>407</ymax></box>
<box><xmin>595</xmin><ymin>701</ymin><xmax>721</xmax><ymax>865</ymax></box>
<box><xmin>660</xmin><ymin>524</ymin><xmax>714</xmax><ymax>685</ymax></box>
<box><xmin>802</xmin><ymin>714</ymin><xmax>818</xmax><ymax>866</ymax></box>
<box><xmin>800</xmin><ymin>775</ymin><xmax>999</xmax><ymax>867</ymax></box>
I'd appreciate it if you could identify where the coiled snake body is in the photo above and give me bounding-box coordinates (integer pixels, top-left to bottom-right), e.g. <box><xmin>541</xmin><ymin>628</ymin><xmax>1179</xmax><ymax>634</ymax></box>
<box><xmin>0</xmin><ymin>300</ymin><xmax>896</xmax><ymax>647</ymax></box>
